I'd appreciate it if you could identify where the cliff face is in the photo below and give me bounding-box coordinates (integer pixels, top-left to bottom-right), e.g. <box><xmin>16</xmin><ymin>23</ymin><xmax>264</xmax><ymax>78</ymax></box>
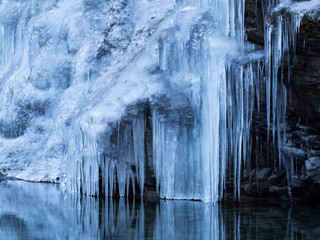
<box><xmin>245</xmin><ymin>2</ymin><xmax>320</xmax><ymax>128</ymax></box>
<box><xmin>288</xmin><ymin>10</ymin><xmax>320</xmax><ymax>201</ymax></box>
<box><xmin>293</xmin><ymin>10</ymin><xmax>320</xmax><ymax>127</ymax></box>
<box><xmin>245</xmin><ymin>0</ymin><xmax>265</xmax><ymax>46</ymax></box>
<box><xmin>244</xmin><ymin>1</ymin><xmax>320</xmax><ymax>201</ymax></box>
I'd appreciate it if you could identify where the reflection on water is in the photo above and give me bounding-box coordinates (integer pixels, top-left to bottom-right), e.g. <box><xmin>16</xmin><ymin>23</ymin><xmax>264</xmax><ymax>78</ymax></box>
<box><xmin>1</xmin><ymin>181</ymin><xmax>320</xmax><ymax>239</ymax></box>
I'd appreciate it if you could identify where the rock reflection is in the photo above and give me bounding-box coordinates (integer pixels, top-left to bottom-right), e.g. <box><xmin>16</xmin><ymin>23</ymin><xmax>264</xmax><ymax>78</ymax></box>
<box><xmin>0</xmin><ymin>181</ymin><xmax>320</xmax><ymax>239</ymax></box>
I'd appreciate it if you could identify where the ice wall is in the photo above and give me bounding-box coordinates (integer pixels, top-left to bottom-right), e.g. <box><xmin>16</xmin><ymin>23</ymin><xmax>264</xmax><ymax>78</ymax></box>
<box><xmin>67</xmin><ymin>0</ymin><xmax>265</xmax><ymax>202</ymax></box>
<box><xmin>145</xmin><ymin>0</ymin><xmax>264</xmax><ymax>202</ymax></box>
<box><xmin>61</xmin><ymin>0</ymin><xmax>306</xmax><ymax>201</ymax></box>
<box><xmin>0</xmin><ymin>0</ymin><xmax>316</xmax><ymax>202</ymax></box>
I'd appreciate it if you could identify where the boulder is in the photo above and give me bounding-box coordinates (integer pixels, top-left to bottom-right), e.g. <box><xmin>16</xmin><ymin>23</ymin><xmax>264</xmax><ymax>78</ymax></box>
<box><xmin>258</xmin><ymin>168</ymin><xmax>272</xmax><ymax>181</ymax></box>
<box><xmin>305</xmin><ymin>157</ymin><xmax>320</xmax><ymax>183</ymax></box>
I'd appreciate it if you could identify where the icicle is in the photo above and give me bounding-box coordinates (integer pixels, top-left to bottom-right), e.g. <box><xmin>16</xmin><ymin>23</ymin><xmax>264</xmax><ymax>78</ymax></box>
<box><xmin>152</xmin><ymin>110</ymin><xmax>162</xmax><ymax>194</ymax></box>
<box><xmin>0</xmin><ymin>23</ymin><xmax>16</xmax><ymax>67</ymax></box>
<box><xmin>265</xmin><ymin>22</ymin><xmax>272</xmax><ymax>138</ymax></box>
<box><xmin>219</xmin><ymin>62</ymin><xmax>227</xmax><ymax>202</ymax></box>
<box><xmin>117</xmin><ymin>162</ymin><xmax>127</xmax><ymax>198</ymax></box>
<box><xmin>133</xmin><ymin>116</ymin><xmax>146</xmax><ymax>197</ymax></box>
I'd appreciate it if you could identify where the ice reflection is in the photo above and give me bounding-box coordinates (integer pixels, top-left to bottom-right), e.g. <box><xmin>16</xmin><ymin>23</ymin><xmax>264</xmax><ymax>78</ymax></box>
<box><xmin>0</xmin><ymin>181</ymin><xmax>320</xmax><ymax>239</ymax></box>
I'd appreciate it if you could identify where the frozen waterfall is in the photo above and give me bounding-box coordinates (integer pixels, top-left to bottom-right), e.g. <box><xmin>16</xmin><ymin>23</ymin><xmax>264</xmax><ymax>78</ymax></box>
<box><xmin>57</xmin><ymin>0</ymin><xmax>306</xmax><ymax>201</ymax></box>
<box><xmin>67</xmin><ymin>0</ymin><xmax>266</xmax><ymax>202</ymax></box>
<box><xmin>0</xmin><ymin>0</ymin><xmax>315</xmax><ymax>202</ymax></box>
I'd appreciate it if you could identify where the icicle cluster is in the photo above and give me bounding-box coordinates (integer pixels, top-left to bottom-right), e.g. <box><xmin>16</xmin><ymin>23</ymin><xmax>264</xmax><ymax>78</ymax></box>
<box><xmin>67</xmin><ymin>0</ymin><xmax>307</xmax><ymax>202</ymax></box>
<box><xmin>263</xmin><ymin>4</ymin><xmax>303</xmax><ymax>198</ymax></box>
<box><xmin>67</xmin><ymin>0</ymin><xmax>262</xmax><ymax>201</ymax></box>
<box><xmin>67</xmin><ymin>115</ymin><xmax>147</xmax><ymax>197</ymax></box>
<box><xmin>150</xmin><ymin>0</ymin><xmax>266</xmax><ymax>202</ymax></box>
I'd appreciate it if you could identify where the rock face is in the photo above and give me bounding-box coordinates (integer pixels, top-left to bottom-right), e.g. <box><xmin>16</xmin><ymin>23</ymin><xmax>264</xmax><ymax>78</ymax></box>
<box><xmin>292</xmin><ymin>10</ymin><xmax>320</xmax><ymax>128</ymax></box>
<box><xmin>283</xmin><ymin>8</ymin><xmax>320</xmax><ymax>201</ymax></box>
<box><xmin>244</xmin><ymin>1</ymin><xmax>320</xmax><ymax>202</ymax></box>
<box><xmin>245</xmin><ymin>4</ymin><xmax>320</xmax><ymax>130</ymax></box>
<box><xmin>245</xmin><ymin>0</ymin><xmax>265</xmax><ymax>46</ymax></box>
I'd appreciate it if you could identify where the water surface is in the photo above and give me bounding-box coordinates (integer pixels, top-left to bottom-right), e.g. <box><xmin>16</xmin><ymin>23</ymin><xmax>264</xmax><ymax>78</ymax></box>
<box><xmin>0</xmin><ymin>181</ymin><xmax>319</xmax><ymax>239</ymax></box>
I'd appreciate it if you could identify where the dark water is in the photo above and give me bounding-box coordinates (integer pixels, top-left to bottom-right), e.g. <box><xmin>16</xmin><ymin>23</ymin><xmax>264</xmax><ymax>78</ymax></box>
<box><xmin>0</xmin><ymin>181</ymin><xmax>320</xmax><ymax>239</ymax></box>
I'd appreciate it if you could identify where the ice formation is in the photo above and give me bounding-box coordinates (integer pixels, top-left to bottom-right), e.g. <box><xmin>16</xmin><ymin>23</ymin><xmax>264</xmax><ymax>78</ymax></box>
<box><xmin>0</xmin><ymin>0</ymin><xmax>318</xmax><ymax>202</ymax></box>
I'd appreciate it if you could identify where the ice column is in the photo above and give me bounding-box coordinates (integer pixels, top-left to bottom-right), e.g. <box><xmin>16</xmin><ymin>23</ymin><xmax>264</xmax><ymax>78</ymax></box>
<box><xmin>200</xmin><ymin>42</ymin><xmax>225</xmax><ymax>202</ymax></box>
<box><xmin>133</xmin><ymin>116</ymin><xmax>146</xmax><ymax>197</ymax></box>
<box><xmin>152</xmin><ymin>0</ymin><xmax>260</xmax><ymax>202</ymax></box>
